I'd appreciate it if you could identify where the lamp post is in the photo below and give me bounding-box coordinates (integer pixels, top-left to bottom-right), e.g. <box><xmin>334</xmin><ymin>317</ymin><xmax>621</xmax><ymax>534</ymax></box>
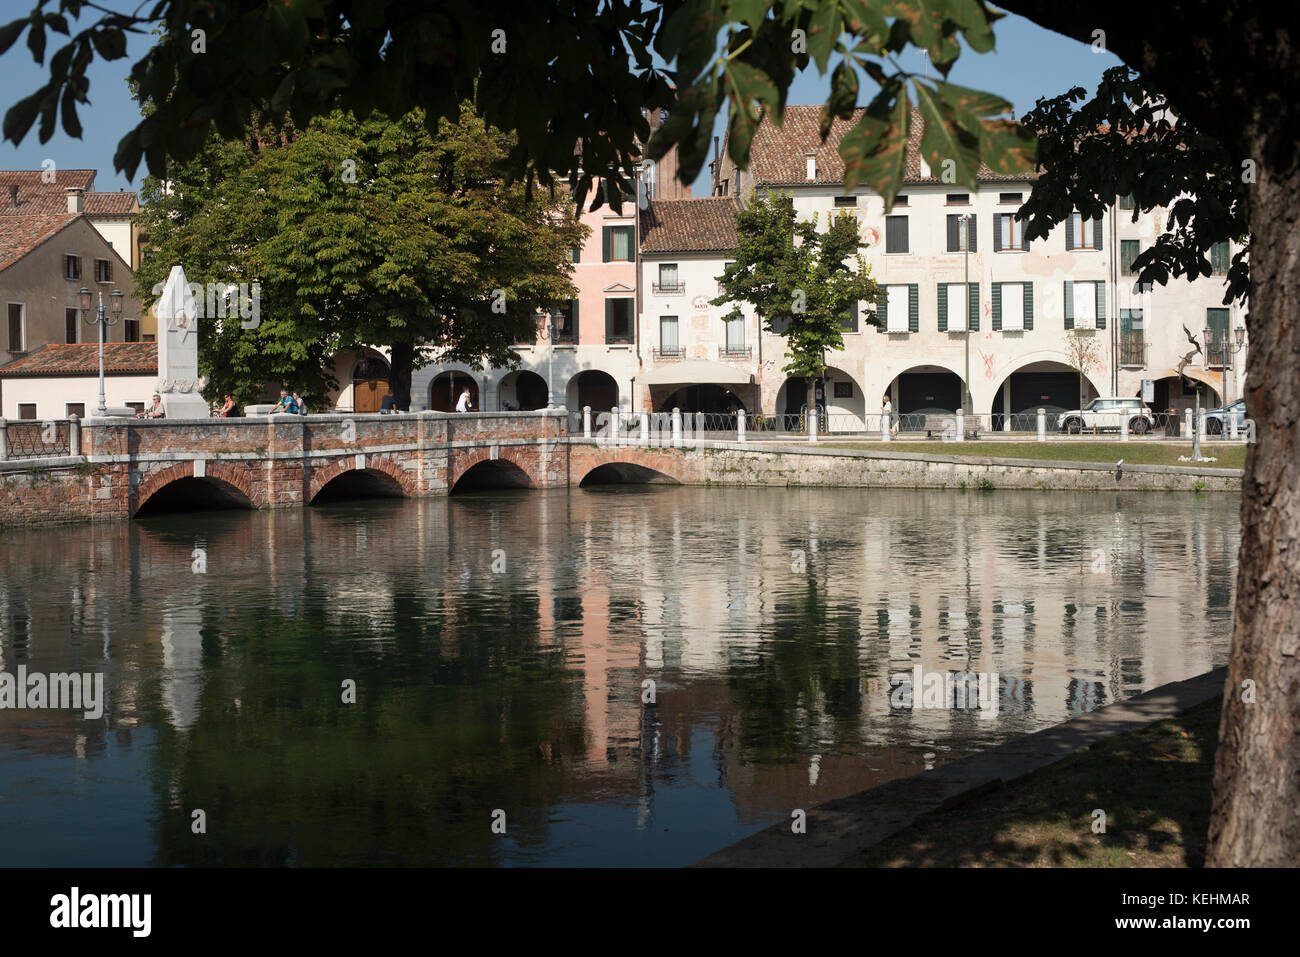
<box><xmin>79</xmin><ymin>286</ymin><xmax>123</xmax><ymax>416</ymax></box>
<box><xmin>962</xmin><ymin>213</ymin><xmax>972</xmax><ymax>416</ymax></box>
<box><xmin>546</xmin><ymin>311</ymin><xmax>557</xmax><ymax>408</ymax></box>
<box><xmin>1221</xmin><ymin>323</ymin><xmax>1247</xmax><ymax>428</ymax></box>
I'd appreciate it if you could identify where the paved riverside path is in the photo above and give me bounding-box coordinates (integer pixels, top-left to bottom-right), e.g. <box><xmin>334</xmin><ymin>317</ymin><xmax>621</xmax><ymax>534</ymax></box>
<box><xmin>694</xmin><ymin>667</ymin><xmax>1228</xmax><ymax>867</ymax></box>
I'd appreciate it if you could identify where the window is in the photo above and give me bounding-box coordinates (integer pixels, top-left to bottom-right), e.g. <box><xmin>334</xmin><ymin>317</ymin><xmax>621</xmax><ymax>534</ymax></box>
<box><xmin>656</xmin><ymin>263</ymin><xmax>681</xmax><ymax>294</ymax></box>
<box><xmin>833</xmin><ymin>381</ymin><xmax>853</xmax><ymax>399</ymax></box>
<box><xmin>833</xmin><ymin>195</ymin><xmax>857</xmax><ymax>207</ymax></box>
<box><xmin>95</xmin><ymin>258</ymin><xmax>112</xmax><ymax>283</ymax></box>
<box><xmin>893</xmin><ymin>195</ymin><xmax>909</xmax><ymax>206</ymax></box>
<box><xmin>1064</xmin><ymin>280</ymin><xmax>1106</xmax><ymax>330</ymax></box>
<box><xmin>566</xmin><ymin>245</ymin><xmax>581</xmax><ymax>263</ymax></box>
<box><xmin>938</xmin><ymin>283</ymin><xmax>979</xmax><ymax>332</ymax></box>
<box><xmin>7</xmin><ymin>303</ymin><xmax>23</xmax><ymax>352</ymax></box>
<box><xmin>602</xmin><ymin>225</ymin><xmax>634</xmax><ymax>262</ymax></box>
<box><xmin>18</xmin><ymin>403</ymin><xmax>36</xmax><ymax>420</ymax></box>
<box><xmin>725</xmin><ymin>314</ymin><xmax>745</xmax><ymax>352</ymax></box>
<box><xmin>605</xmin><ymin>298</ymin><xmax>633</xmax><ymax>343</ymax></box>
<box><xmin>1067</xmin><ymin>212</ymin><xmax>1103</xmax><ymax>250</ymax></box>
<box><xmin>946</xmin><ymin>193</ymin><xmax>970</xmax><ymax>205</ymax></box>
<box><xmin>994</xmin><ymin>214</ymin><xmax>1027</xmax><ymax>251</ymax></box>
<box><xmin>659</xmin><ymin>315</ymin><xmax>679</xmax><ymax>354</ymax></box>
<box><xmin>143</xmin><ymin>334</ymin><xmax>155</xmax><ymax>343</ymax></box>
<box><xmin>993</xmin><ymin>282</ymin><xmax>1029</xmax><ymax>331</ymax></box>
<box><xmin>1207</xmin><ymin>307</ymin><xmax>1230</xmax><ymax>365</ymax></box>
<box><xmin>66</xmin><ymin>403</ymin><xmax>85</xmax><ymax>418</ymax></box>
<box><xmin>126</xmin><ymin>401</ymin><xmax>144</xmax><ymax>414</ymax></box>
<box><xmin>1121</xmin><ymin>239</ymin><xmax>1141</xmax><ymax>275</ymax></box>
<box><xmin>1119</xmin><ymin>193</ymin><xmax>1136</xmax><ymax>210</ymax></box>
<box><xmin>547</xmin><ymin>299</ymin><xmax>578</xmax><ymax>343</ymax></box>
<box><xmin>124</xmin><ymin>318</ymin><xmax>141</xmax><ymax>342</ymax></box>
<box><xmin>947</xmin><ymin>214</ymin><xmax>977</xmax><ymax>252</ymax></box>
<box><xmin>1210</xmin><ymin>241</ymin><xmax>1231</xmax><ymax>275</ymax></box>
<box><xmin>999</xmin><ymin>192</ymin><xmax>1023</xmax><ymax>204</ymax></box>
<box><xmin>1119</xmin><ymin>309</ymin><xmax>1145</xmax><ymax>365</ymax></box>
<box><xmin>885</xmin><ymin>215</ymin><xmax>909</xmax><ymax>253</ymax></box>
<box><xmin>66</xmin><ymin>307</ymin><xmax>78</xmax><ymax>343</ymax></box>
<box><xmin>64</xmin><ymin>255</ymin><xmax>81</xmax><ymax>280</ymax></box>
<box><xmin>878</xmin><ymin>284</ymin><xmax>918</xmax><ymax>333</ymax></box>
<box><xmin>841</xmin><ymin>300</ymin><xmax>859</xmax><ymax>333</ymax></box>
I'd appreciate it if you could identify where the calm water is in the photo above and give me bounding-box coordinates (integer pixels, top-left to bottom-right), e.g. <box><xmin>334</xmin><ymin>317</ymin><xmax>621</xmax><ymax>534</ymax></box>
<box><xmin>0</xmin><ymin>486</ymin><xmax>1239</xmax><ymax>866</ymax></box>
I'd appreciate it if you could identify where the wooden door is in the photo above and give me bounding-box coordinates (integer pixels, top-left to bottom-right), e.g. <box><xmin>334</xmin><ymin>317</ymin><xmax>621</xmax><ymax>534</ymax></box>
<box><xmin>355</xmin><ymin>379</ymin><xmax>389</xmax><ymax>413</ymax></box>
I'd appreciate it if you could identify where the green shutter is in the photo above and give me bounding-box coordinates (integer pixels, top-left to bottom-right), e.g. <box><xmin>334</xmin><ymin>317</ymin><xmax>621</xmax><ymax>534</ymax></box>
<box><xmin>1094</xmin><ymin>217</ymin><xmax>1103</xmax><ymax>251</ymax></box>
<box><xmin>937</xmin><ymin>284</ymin><xmax>948</xmax><ymax>332</ymax></box>
<box><xmin>992</xmin><ymin>283</ymin><xmax>1002</xmax><ymax>331</ymax></box>
<box><xmin>604</xmin><ymin>298</ymin><xmax>612</xmax><ymax>340</ymax></box>
<box><xmin>1023</xmin><ymin>283</ymin><xmax>1033</xmax><ymax>330</ymax></box>
<box><xmin>968</xmin><ymin>282</ymin><xmax>979</xmax><ymax>331</ymax></box>
<box><xmin>1095</xmin><ymin>281</ymin><xmax>1106</xmax><ymax>330</ymax></box>
<box><xmin>572</xmin><ymin>298</ymin><xmax>579</xmax><ymax>340</ymax></box>
<box><xmin>908</xmin><ymin>285</ymin><xmax>918</xmax><ymax>332</ymax></box>
<box><xmin>1063</xmin><ymin>281</ymin><xmax>1074</xmax><ymax>329</ymax></box>
<box><xmin>878</xmin><ymin>288</ymin><xmax>887</xmax><ymax>331</ymax></box>
<box><xmin>602</xmin><ymin>227</ymin><xmax>611</xmax><ymax>262</ymax></box>
<box><xmin>1065</xmin><ymin>216</ymin><xmax>1075</xmax><ymax>250</ymax></box>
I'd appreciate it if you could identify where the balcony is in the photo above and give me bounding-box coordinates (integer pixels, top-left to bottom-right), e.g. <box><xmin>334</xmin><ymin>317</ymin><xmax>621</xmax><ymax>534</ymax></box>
<box><xmin>652</xmin><ymin>280</ymin><xmax>685</xmax><ymax>295</ymax></box>
<box><xmin>719</xmin><ymin>344</ymin><xmax>751</xmax><ymax>360</ymax></box>
<box><xmin>652</xmin><ymin>346</ymin><xmax>684</xmax><ymax>361</ymax></box>
<box><xmin>1204</xmin><ymin>337</ymin><xmax>1231</xmax><ymax>369</ymax></box>
<box><xmin>1118</xmin><ymin>335</ymin><xmax>1147</xmax><ymax>367</ymax></box>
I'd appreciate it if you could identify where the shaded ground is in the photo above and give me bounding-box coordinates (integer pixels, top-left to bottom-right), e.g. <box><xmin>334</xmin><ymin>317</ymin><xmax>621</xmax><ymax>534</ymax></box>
<box><xmin>820</xmin><ymin>442</ymin><xmax>1245</xmax><ymax>469</ymax></box>
<box><xmin>853</xmin><ymin>697</ymin><xmax>1221</xmax><ymax>868</ymax></box>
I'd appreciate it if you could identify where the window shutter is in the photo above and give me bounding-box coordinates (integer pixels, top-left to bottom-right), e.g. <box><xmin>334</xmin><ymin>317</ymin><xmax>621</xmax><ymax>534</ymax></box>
<box><xmin>968</xmin><ymin>283</ymin><xmax>979</xmax><ymax>331</ymax></box>
<box><xmin>1065</xmin><ymin>216</ymin><xmax>1075</xmax><ymax>250</ymax></box>
<box><xmin>1020</xmin><ymin>223</ymin><xmax>1030</xmax><ymax>251</ymax></box>
<box><xmin>1064</xmin><ymin>281</ymin><xmax>1074</xmax><ymax>329</ymax></box>
<box><xmin>605</xmin><ymin>298</ymin><xmax>613</xmax><ymax>340</ymax></box>
<box><xmin>968</xmin><ymin>219</ymin><xmax>977</xmax><ymax>253</ymax></box>
<box><xmin>877</xmin><ymin>290</ymin><xmax>887</xmax><ymax>332</ymax></box>
<box><xmin>1023</xmin><ymin>283</ymin><xmax>1033</xmax><ymax>330</ymax></box>
<box><xmin>602</xmin><ymin>227</ymin><xmax>611</xmax><ymax>262</ymax></box>
<box><xmin>1095</xmin><ymin>281</ymin><xmax>1106</xmax><ymax>329</ymax></box>
<box><xmin>937</xmin><ymin>284</ymin><xmax>948</xmax><ymax>332</ymax></box>
<box><xmin>1094</xmin><ymin>217</ymin><xmax>1104</xmax><ymax>251</ymax></box>
<box><xmin>572</xmin><ymin>298</ymin><xmax>579</xmax><ymax>340</ymax></box>
<box><xmin>993</xmin><ymin>216</ymin><xmax>1003</xmax><ymax>252</ymax></box>
<box><xmin>908</xmin><ymin>285</ymin><xmax>919</xmax><ymax>332</ymax></box>
<box><xmin>992</xmin><ymin>283</ymin><xmax>1002</xmax><ymax>330</ymax></box>
<box><xmin>947</xmin><ymin>216</ymin><xmax>960</xmax><ymax>252</ymax></box>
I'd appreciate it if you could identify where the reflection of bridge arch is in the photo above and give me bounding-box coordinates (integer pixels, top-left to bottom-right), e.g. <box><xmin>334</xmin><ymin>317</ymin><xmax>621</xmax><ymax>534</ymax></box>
<box><xmin>308</xmin><ymin>456</ymin><xmax>417</xmax><ymax>502</ymax></box>
<box><xmin>133</xmin><ymin>462</ymin><xmax>256</xmax><ymax>517</ymax></box>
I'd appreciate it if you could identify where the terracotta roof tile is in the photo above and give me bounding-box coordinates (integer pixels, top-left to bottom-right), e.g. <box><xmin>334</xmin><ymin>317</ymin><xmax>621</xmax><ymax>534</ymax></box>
<box><xmin>639</xmin><ymin>197</ymin><xmax>740</xmax><ymax>253</ymax></box>
<box><xmin>0</xmin><ymin>214</ymin><xmax>77</xmax><ymax>273</ymax></box>
<box><xmin>0</xmin><ymin>169</ymin><xmax>96</xmax><ymax>194</ymax></box>
<box><xmin>728</xmin><ymin>105</ymin><xmax>1033</xmax><ymax>188</ymax></box>
<box><xmin>0</xmin><ymin>343</ymin><xmax>157</xmax><ymax>377</ymax></box>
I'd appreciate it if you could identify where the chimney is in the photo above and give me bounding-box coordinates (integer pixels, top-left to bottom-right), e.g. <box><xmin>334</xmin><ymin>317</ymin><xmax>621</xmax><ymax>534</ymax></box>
<box><xmin>6</xmin><ymin>184</ymin><xmax>17</xmax><ymax>207</ymax></box>
<box><xmin>805</xmin><ymin>152</ymin><xmax>817</xmax><ymax>181</ymax></box>
<box><xmin>65</xmin><ymin>186</ymin><xmax>84</xmax><ymax>214</ymax></box>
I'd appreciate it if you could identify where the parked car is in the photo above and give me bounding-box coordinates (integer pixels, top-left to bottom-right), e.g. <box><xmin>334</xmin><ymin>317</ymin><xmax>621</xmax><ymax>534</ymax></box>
<box><xmin>1205</xmin><ymin>398</ymin><xmax>1246</xmax><ymax>434</ymax></box>
<box><xmin>1057</xmin><ymin>397</ymin><xmax>1155</xmax><ymax>434</ymax></box>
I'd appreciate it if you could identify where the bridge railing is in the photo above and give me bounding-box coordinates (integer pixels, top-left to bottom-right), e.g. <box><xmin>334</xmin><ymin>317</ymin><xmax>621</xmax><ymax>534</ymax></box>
<box><xmin>0</xmin><ymin>417</ymin><xmax>75</xmax><ymax>460</ymax></box>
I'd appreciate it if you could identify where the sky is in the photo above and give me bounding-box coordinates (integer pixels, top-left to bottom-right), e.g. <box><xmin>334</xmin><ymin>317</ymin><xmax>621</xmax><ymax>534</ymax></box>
<box><xmin>0</xmin><ymin>9</ymin><xmax>1122</xmax><ymax>197</ymax></box>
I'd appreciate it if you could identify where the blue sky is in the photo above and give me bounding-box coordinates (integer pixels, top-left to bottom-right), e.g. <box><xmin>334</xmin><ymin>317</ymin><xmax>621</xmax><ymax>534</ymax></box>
<box><xmin>0</xmin><ymin>10</ymin><xmax>1121</xmax><ymax>196</ymax></box>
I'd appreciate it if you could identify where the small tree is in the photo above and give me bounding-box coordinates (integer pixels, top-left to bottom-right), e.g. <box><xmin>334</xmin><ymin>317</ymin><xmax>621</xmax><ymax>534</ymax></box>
<box><xmin>1063</xmin><ymin>329</ymin><xmax>1103</xmax><ymax>428</ymax></box>
<box><xmin>714</xmin><ymin>191</ymin><xmax>884</xmax><ymax>433</ymax></box>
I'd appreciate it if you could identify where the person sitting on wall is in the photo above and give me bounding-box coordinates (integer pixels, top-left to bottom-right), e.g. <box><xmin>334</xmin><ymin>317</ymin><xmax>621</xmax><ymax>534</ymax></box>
<box><xmin>456</xmin><ymin>387</ymin><xmax>474</xmax><ymax>413</ymax></box>
<box><xmin>137</xmin><ymin>395</ymin><xmax>165</xmax><ymax>419</ymax></box>
<box><xmin>270</xmin><ymin>389</ymin><xmax>297</xmax><ymax>414</ymax></box>
<box><xmin>214</xmin><ymin>393</ymin><xmax>236</xmax><ymax>417</ymax></box>
<box><xmin>292</xmin><ymin>391</ymin><xmax>307</xmax><ymax>415</ymax></box>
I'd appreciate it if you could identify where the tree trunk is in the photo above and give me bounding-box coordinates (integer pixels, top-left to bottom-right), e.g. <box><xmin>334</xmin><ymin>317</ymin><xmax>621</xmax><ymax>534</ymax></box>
<box><xmin>1207</xmin><ymin>139</ymin><xmax>1300</xmax><ymax>866</ymax></box>
<box><xmin>389</xmin><ymin>341</ymin><xmax>416</xmax><ymax>412</ymax></box>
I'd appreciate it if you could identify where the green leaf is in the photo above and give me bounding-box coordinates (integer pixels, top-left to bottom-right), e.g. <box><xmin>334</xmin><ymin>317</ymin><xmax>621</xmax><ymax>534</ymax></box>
<box><xmin>727</xmin><ymin>60</ymin><xmax>779</xmax><ymax>114</ymax></box>
<box><xmin>2</xmin><ymin>90</ymin><xmax>43</xmax><ymax>144</ymax></box>
<box><xmin>840</xmin><ymin>85</ymin><xmax>909</xmax><ymax>209</ymax></box>
<box><xmin>978</xmin><ymin>118</ymin><xmax>1037</xmax><ymax>176</ymax></box>
<box><xmin>0</xmin><ymin>18</ymin><xmax>27</xmax><ymax>56</ymax></box>
<box><xmin>26</xmin><ymin>14</ymin><xmax>45</xmax><ymax>64</ymax></box>
<box><xmin>60</xmin><ymin>85</ymin><xmax>82</xmax><ymax>138</ymax></box>
<box><xmin>946</xmin><ymin>0</ymin><xmax>1000</xmax><ymax>54</ymax></box>
<box><xmin>935</xmin><ymin>81</ymin><xmax>1012</xmax><ymax>120</ymax></box>
<box><xmin>914</xmin><ymin>80</ymin><xmax>980</xmax><ymax>189</ymax></box>
<box><xmin>806</xmin><ymin>3</ymin><xmax>841</xmax><ymax>73</ymax></box>
<box><xmin>841</xmin><ymin>0</ymin><xmax>889</xmax><ymax>46</ymax></box>
<box><xmin>727</xmin><ymin>0</ymin><xmax>769</xmax><ymax>32</ymax></box>
<box><xmin>90</xmin><ymin>27</ymin><xmax>126</xmax><ymax>60</ymax></box>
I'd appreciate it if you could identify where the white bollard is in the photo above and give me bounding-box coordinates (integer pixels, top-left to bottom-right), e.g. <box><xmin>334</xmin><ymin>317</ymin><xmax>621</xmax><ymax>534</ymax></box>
<box><xmin>640</xmin><ymin>411</ymin><xmax>649</xmax><ymax>445</ymax></box>
<box><xmin>1229</xmin><ymin>411</ymin><xmax>1239</xmax><ymax>440</ymax></box>
<box><xmin>0</xmin><ymin>417</ymin><xmax>7</xmax><ymax>461</ymax></box>
<box><xmin>1120</xmin><ymin>414</ymin><xmax>1129</xmax><ymax>443</ymax></box>
<box><xmin>583</xmin><ymin>405</ymin><xmax>591</xmax><ymax>438</ymax></box>
<box><xmin>1184</xmin><ymin>408</ymin><xmax>1193</xmax><ymax>440</ymax></box>
<box><xmin>955</xmin><ymin>411</ymin><xmax>964</xmax><ymax>443</ymax></box>
<box><xmin>1198</xmin><ymin>410</ymin><xmax>1208</xmax><ymax>443</ymax></box>
<box><xmin>880</xmin><ymin>410</ymin><xmax>890</xmax><ymax>442</ymax></box>
<box><xmin>1036</xmin><ymin>408</ymin><xmax>1046</xmax><ymax>442</ymax></box>
<box><xmin>737</xmin><ymin>409</ymin><xmax>746</xmax><ymax>443</ymax></box>
<box><xmin>671</xmin><ymin>407</ymin><xmax>682</xmax><ymax>447</ymax></box>
<box><xmin>809</xmin><ymin>408</ymin><xmax>818</xmax><ymax>444</ymax></box>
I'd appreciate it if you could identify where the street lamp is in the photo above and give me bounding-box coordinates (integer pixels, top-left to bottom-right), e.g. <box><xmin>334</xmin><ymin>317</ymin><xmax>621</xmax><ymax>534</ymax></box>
<box><xmin>80</xmin><ymin>286</ymin><xmax>123</xmax><ymax>416</ymax></box>
<box><xmin>545</xmin><ymin>310</ymin><xmax>557</xmax><ymax>408</ymax></box>
<box><xmin>962</xmin><ymin>213</ymin><xmax>973</xmax><ymax>416</ymax></box>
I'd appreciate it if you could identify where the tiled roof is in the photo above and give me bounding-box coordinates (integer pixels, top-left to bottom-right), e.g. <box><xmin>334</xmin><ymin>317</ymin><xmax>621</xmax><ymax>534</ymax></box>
<box><xmin>731</xmin><ymin>105</ymin><xmax>1033</xmax><ymax>188</ymax></box>
<box><xmin>0</xmin><ymin>214</ymin><xmax>77</xmax><ymax>273</ymax></box>
<box><xmin>640</xmin><ymin>197</ymin><xmax>740</xmax><ymax>253</ymax></box>
<box><xmin>0</xmin><ymin>169</ymin><xmax>96</xmax><ymax>194</ymax></box>
<box><xmin>0</xmin><ymin>169</ymin><xmax>137</xmax><ymax>218</ymax></box>
<box><xmin>0</xmin><ymin>342</ymin><xmax>157</xmax><ymax>377</ymax></box>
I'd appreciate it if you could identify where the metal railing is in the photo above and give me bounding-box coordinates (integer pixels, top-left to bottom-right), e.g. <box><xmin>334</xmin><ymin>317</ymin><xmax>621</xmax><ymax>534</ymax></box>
<box><xmin>651</xmin><ymin>281</ymin><xmax>685</xmax><ymax>295</ymax></box>
<box><xmin>1204</xmin><ymin>337</ymin><xmax>1231</xmax><ymax>368</ymax></box>
<box><xmin>1118</xmin><ymin>336</ymin><xmax>1148</xmax><ymax>367</ymax></box>
<box><xmin>1</xmin><ymin>418</ymin><xmax>73</xmax><ymax>459</ymax></box>
<box><xmin>652</xmin><ymin>346</ymin><xmax>684</xmax><ymax>360</ymax></box>
<box><xmin>718</xmin><ymin>344</ymin><xmax>751</xmax><ymax>360</ymax></box>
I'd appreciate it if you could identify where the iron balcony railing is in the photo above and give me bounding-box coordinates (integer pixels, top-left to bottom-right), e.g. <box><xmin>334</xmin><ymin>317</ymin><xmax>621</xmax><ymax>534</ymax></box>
<box><xmin>1118</xmin><ymin>335</ymin><xmax>1148</xmax><ymax>367</ymax></box>
<box><xmin>652</xmin><ymin>280</ymin><xmax>685</xmax><ymax>295</ymax></box>
<box><xmin>1204</xmin><ymin>337</ymin><xmax>1231</xmax><ymax>368</ymax></box>
<box><xmin>718</xmin><ymin>344</ymin><xmax>751</xmax><ymax>360</ymax></box>
<box><xmin>652</xmin><ymin>346</ymin><xmax>684</xmax><ymax>360</ymax></box>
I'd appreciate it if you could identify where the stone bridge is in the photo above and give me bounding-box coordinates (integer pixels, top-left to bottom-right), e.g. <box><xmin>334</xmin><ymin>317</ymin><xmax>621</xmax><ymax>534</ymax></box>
<box><xmin>35</xmin><ymin>410</ymin><xmax>699</xmax><ymax>520</ymax></box>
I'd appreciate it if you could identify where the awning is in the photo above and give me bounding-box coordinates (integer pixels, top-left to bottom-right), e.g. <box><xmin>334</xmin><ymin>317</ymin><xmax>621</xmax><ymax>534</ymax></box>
<box><xmin>1151</xmin><ymin>367</ymin><xmax>1223</xmax><ymax>389</ymax></box>
<box><xmin>641</xmin><ymin>359</ymin><xmax>752</xmax><ymax>387</ymax></box>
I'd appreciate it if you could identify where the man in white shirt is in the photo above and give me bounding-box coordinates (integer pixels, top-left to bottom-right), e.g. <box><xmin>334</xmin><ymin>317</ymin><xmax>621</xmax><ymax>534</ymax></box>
<box><xmin>456</xmin><ymin>387</ymin><xmax>473</xmax><ymax>413</ymax></box>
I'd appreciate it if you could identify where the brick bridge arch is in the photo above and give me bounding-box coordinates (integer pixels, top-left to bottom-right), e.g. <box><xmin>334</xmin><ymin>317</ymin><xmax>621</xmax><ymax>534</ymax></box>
<box><xmin>131</xmin><ymin>461</ymin><xmax>259</xmax><ymax>516</ymax></box>
<box><xmin>308</xmin><ymin>454</ymin><xmax>420</xmax><ymax>502</ymax></box>
<box><xmin>448</xmin><ymin>445</ymin><xmax>543</xmax><ymax>490</ymax></box>
<box><xmin>568</xmin><ymin>445</ymin><xmax>689</xmax><ymax>485</ymax></box>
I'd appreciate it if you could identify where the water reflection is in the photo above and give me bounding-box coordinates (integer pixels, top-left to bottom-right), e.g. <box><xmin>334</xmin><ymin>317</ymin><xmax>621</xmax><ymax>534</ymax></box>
<box><xmin>0</xmin><ymin>488</ymin><xmax>1238</xmax><ymax>866</ymax></box>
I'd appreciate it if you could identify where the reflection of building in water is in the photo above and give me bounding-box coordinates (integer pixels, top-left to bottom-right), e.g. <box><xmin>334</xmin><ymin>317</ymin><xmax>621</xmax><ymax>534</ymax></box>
<box><xmin>159</xmin><ymin>602</ymin><xmax>205</xmax><ymax>733</ymax></box>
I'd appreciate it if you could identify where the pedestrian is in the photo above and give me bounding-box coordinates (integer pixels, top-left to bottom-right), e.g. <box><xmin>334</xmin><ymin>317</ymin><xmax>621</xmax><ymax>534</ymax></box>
<box><xmin>292</xmin><ymin>391</ymin><xmax>306</xmax><ymax>415</ymax></box>
<box><xmin>270</xmin><ymin>389</ymin><xmax>296</xmax><ymax>414</ymax></box>
<box><xmin>214</xmin><ymin>393</ymin><xmax>236</xmax><ymax>417</ymax></box>
<box><xmin>456</xmin><ymin>387</ymin><xmax>473</xmax><ymax>413</ymax></box>
<box><xmin>882</xmin><ymin>394</ymin><xmax>897</xmax><ymax>436</ymax></box>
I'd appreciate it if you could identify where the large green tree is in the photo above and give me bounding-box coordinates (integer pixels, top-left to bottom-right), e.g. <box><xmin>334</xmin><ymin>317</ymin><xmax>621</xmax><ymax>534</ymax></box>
<box><xmin>714</xmin><ymin>191</ymin><xmax>884</xmax><ymax>431</ymax></box>
<box><xmin>4</xmin><ymin>0</ymin><xmax>1296</xmax><ymax>864</ymax></box>
<box><xmin>135</xmin><ymin>106</ymin><xmax>585</xmax><ymax>409</ymax></box>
